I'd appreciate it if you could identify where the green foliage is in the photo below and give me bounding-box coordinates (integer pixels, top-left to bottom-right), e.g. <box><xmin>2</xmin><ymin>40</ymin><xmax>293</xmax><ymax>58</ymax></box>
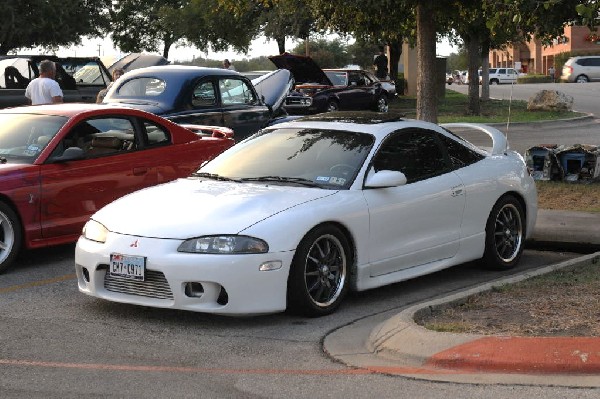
<box><xmin>0</xmin><ymin>0</ymin><xmax>111</xmax><ymax>55</ymax></box>
<box><xmin>181</xmin><ymin>56</ymin><xmax>276</xmax><ymax>72</ymax></box>
<box><xmin>446</xmin><ymin>49</ymin><xmax>468</xmax><ymax>72</ymax></box>
<box><xmin>218</xmin><ymin>0</ymin><xmax>315</xmax><ymax>54</ymax></box>
<box><xmin>346</xmin><ymin>41</ymin><xmax>381</xmax><ymax>69</ymax></box>
<box><xmin>389</xmin><ymin>90</ymin><xmax>583</xmax><ymax>123</ymax></box>
<box><xmin>290</xmin><ymin>38</ymin><xmax>352</xmax><ymax>68</ymax></box>
<box><xmin>517</xmin><ymin>74</ymin><xmax>553</xmax><ymax>83</ymax></box>
<box><xmin>111</xmin><ymin>0</ymin><xmax>259</xmax><ymax>59</ymax></box>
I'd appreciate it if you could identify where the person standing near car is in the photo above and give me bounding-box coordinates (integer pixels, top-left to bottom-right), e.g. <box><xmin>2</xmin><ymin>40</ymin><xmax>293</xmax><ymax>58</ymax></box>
<box><xmin>222</xmin><ymin>59</ymin><xmax>235</xmax><ymax>71</ymax></box>
<box><xmin>373</xmin><ymin>46</ymin><xmax>389</xmax><ymax>79</ymax></box>
<box><xmin>96</xmin><ymin>68</ymin><xmax>125</xmax><ymax>103</ymax></box>
<box><xmin>25</xmin><ymin>60</ymin><xmax>63</xmax><ymax>105</ymax></box>
<box><xmin>548</xmin><ymin>66</ymin><xmax>555</xmax><ymax>83</ymax></box>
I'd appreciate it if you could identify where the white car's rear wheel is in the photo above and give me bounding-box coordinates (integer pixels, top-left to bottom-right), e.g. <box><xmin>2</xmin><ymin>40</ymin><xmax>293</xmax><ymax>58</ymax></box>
<box><xmin>287</xmin><ymin>225</ymin><xmax>351</xmax><ymax>316</ymax></box>
<box><xmin>0</xmin><ymin>202</ymin><xmax>22</xmax><ymax>274</ymax></box>
<box><xmin>482</xmin><ymin>195</ymin><xmax>525</xmax><ymax>270</ymax></box>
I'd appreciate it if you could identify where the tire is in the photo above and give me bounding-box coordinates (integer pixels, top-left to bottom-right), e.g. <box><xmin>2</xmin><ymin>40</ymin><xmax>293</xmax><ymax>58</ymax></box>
<box><xmin>374</xmin><ymin>95</ymin><xmax>388</xmax><ymax>113</ymax></box>
<box><xmin>326</xmin><ymin>99</ymin><xmax>339</xmax><ymax>112</ymax></box>
<box><xmin>482</xmin><ymin>195</ymin><xmax>525</xmax><ymax>271</ymax></box>
<box><xmin>287</xmin><ymin>224</ymin><xmax>351</xmax><ymax>317</ymax></box>
<box><xmin>0</xmin><ymin>202</ymin><xmax>22</xmax><ymax>274</ymax></box>
<box><xmin>575</xmin><ymin>75</ymin><xmax>589</xmax><ymax>83</ymax></box>
<box><xmin>490</xmin><ymin>79</ymin><xmax>499</xmax><ymax>85</ymax></box>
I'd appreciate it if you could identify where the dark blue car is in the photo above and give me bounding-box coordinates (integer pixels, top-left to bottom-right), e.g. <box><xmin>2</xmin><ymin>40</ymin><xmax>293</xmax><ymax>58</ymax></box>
<box><xmin>103</xmin><ymin>66</ymin><xmax>293</xmax><ymax>141</ymax></box>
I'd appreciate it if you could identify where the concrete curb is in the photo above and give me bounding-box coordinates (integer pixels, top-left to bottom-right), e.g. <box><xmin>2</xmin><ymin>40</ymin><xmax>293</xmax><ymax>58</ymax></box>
<box><xmin>365</xmin><ymin>252</ymin><xmax>600</xmax><ymax>385</ymax></box>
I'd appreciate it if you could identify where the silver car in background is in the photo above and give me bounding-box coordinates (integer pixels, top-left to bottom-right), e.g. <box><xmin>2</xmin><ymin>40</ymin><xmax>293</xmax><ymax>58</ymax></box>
<box><xmin>561</xmin><ymin>56</ymin><xmax>600</xmax><ymax>83</ymax></box>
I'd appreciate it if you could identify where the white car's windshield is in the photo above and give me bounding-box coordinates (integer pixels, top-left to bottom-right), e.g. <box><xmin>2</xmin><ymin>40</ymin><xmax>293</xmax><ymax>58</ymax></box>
<box><xmin>0</xmin><ymin>114</ymin><xmax>67</xmax><ymax>164</ymax></box>
<box><xmin>198</xmin><ymin>127</ymin><xmax>375</xmax><ymax>189</ymax></box>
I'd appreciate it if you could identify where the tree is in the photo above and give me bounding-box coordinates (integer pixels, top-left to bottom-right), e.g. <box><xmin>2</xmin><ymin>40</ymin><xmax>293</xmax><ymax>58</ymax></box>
<box><xmin>217</xmin><ymin>0</ymin><xmax>315</xmax><ymax>55</ymax></box>
<box><xmin>446</xmin><ymin>49</ymin><xmax>468</xmax><ymax>72</ymax></box>
<box><xmin>308</xmin><ymin>0</ymin><xmax>456</xmax><ymax>122</ymax></box>
<box><xmin>0</xmin><ymin>0</ymin><xmax>110</xmax><ymax>55</ymax></box>
<box><xmin>290</xmin><ymin>38</ymin><xmax>351</xmax><ymax>68</ymax></box>
<box><xmin>347</xmin><ymin>41</ymin><xmax>383</xmax><ymax>70</ymax></box>
<box><xmin>110</xmin><ymin>0</ymin><xmax>186</xmax><ymax>59</ymax></box>
<box><xmin>111</xmin><ymin>0</ymin><xmax>259</xmax><ymax>59</ymax></box>
<box><xmin>309</xmin><ymin>0</ymin><xmax>412</xmax><ymax>83</ymax></box>
<box><xmin>447</xmin><ymin>0</ymin><xmax>581</xmax><ymax>114</ymax></box>
<box><xmin>260</xmin><ymin>0</ymin><xmax>314</xmax><ymax>54</ymax></box>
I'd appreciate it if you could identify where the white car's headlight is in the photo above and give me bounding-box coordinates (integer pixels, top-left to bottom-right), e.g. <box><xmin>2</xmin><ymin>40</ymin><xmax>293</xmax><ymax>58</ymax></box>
<box><xmin>82</xmin><ymin>220</ymin><xmax>109</xmax><ymax>243</ymax></box>
<box><xmin>178</xmin><ymin>235</ymin><xmax>268</xmax><ymax>254</ymax></box>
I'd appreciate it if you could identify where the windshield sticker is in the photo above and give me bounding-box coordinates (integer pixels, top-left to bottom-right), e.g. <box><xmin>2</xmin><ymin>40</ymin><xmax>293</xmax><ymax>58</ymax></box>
<box><xmin>329</xmin><ymin>177</ymin><xmax>346</xmax><ymax>185</ymax></box>
<box><xmin>24</xmin><ymin>144</ymin><xmax>40</xmax><ymax>156</ymax></box>
<box><xmin>316</xmin><ymin>176</ymin><xmax>346</xmax><ymax>185</ymax></box>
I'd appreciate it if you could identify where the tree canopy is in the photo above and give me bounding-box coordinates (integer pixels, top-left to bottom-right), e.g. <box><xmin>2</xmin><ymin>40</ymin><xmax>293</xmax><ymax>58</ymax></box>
<box><xmin>0</xmin><ymin>0</ymin><xmax>110</xmax><ymax>55</ymax></box>
<box><xmin>110</xmin><ymin>0</ymin><xmax>260</xmax><ymax>59</ymax></box>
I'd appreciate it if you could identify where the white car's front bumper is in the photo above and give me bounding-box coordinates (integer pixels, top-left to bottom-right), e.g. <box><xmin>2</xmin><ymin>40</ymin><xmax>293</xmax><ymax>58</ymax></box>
<box><xmin>75</xmin><ymin>233</ymin><xmax>295</xmax><ymax>315</ymax></box>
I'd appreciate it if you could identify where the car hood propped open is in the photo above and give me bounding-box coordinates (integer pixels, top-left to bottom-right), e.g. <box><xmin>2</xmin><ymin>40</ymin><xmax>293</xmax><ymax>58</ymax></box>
<box><xmin>269</xmin><ymin>53</ymin><xmax>333</xmax><ymax>86</ymax></box>
<box><xmin>252</xmin><ymin>69</ymin><xmax>294</xmax><ymax>111</ymax></box>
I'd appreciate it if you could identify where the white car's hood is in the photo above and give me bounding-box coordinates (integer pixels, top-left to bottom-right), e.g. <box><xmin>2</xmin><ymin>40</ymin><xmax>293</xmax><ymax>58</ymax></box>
<box><xmin>93</xmin><ymin>178</ymin><xmax>336</xmax><ymax>239</ymax></box>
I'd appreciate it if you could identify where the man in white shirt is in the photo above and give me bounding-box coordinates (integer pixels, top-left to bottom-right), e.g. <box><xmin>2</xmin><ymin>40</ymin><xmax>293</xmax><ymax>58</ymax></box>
<box><xmin>222</xmin><ymin>59</ymin><xmax>236</xmax><ymax>71</ymax></box>
<box><xmin>25</xmin><ymin>60</ymin><xmax>64</xmax><ymax>105</ymax></box>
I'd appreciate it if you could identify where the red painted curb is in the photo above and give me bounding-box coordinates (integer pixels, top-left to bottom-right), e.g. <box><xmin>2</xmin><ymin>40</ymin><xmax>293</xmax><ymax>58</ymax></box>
<box><xmin>425</xmin><ymin>336</ymin><xmax>600</xmax><ymax>374</ymax></box>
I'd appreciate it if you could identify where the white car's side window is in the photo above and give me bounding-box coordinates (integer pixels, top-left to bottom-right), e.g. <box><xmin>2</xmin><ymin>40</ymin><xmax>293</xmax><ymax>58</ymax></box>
<box><xmin>373</xmin><ymin>129</ymin><xmax>448</xmax><ymax>183</ymax></box>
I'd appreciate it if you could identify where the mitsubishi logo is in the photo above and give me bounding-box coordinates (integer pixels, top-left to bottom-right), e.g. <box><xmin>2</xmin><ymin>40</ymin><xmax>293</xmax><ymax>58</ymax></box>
<box><xmin>130</xmin><ymin>239</ymin><xmax>139</xmax><ymax>248</ymax></box>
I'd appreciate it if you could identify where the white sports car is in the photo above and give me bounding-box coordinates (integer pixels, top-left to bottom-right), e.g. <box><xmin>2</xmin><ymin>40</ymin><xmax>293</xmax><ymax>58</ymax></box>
<box><xmin>75</xmin><ymin>112</ymin><xmax>537</xmax><ymax>317</ymax></box>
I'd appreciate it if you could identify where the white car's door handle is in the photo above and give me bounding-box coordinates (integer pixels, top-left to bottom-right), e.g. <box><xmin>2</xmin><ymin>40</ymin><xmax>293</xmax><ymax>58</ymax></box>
<box><xmin>451</xmin><ymin>185</ymin><xmax>465</xmax><ymax>197</ymax></box>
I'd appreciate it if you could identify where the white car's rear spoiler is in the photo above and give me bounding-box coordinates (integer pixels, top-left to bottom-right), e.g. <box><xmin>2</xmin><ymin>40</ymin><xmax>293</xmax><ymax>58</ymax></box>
<box><xmin>441</xmin><ymin>123</ymin><xmax>509</xmax><ymax>155</ymax></box>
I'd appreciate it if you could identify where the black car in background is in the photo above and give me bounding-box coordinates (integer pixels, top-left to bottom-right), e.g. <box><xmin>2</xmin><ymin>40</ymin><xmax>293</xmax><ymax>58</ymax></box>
<box><xmin>0</xmin><ymin>55</ymin><xmax>111</xmax><ymax>108</ymax></box>
<box><xmin>102</xmin><ymin>65</ymin><xmax>294</xmax><ymax>141</ymax></box>
<box><xmin>269</xmin><ymin>53</ymin><xmax>391</xmax><ymax>114</ymax></box>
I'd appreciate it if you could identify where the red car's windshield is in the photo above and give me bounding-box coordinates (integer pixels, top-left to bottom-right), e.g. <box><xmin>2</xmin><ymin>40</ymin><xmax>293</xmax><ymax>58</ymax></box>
<box><xmin>0</xmin><ymin>114</ymin><xmax>67</xmax><ymax>164</ymax></box>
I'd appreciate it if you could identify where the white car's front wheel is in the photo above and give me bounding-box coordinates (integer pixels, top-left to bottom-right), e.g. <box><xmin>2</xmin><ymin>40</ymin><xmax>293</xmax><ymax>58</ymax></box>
<box><xmin>482</xmin><ymin>195</ymin><xmax>525</xmax><ymax>270</ymax></box>
<box><xmin>287</xmin><ymin>225</ymin><xmax>351</xmax><ymax>317</ymax></box>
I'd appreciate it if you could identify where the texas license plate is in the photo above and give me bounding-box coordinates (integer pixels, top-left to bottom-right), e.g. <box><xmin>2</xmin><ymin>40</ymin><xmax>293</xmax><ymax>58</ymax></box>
<box><xmin>109</xmin><ymin>253</ymin><xmax>146</xmax><ymax>281</ymax></box>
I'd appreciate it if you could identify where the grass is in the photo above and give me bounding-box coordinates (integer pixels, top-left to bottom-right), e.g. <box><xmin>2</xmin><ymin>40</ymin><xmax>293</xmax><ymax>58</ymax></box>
<box><xmin>389</xmin><ymin>90</ymin><xmax>585</xmax><ymax>123</ymax></box>
<box><xmin>536</xmin><ymin>181</ymin><xmax>600</xmax><ymax>212</ymax></box>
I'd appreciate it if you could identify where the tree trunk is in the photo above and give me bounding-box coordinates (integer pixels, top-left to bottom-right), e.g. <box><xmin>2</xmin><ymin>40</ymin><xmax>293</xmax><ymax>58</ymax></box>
<box><xmin>466</xmin><ymin>36</ymin><xmax>480</xmax><ymax>115</ymax></box>
<box><xmin>416</xmin><ymin>1</ymin><xmax>437</xmax><ymax>122</ymax></box>
<box><xmin>388</xmin><ymin>39</ymin><xmax>402</xmax><ymax>81</ymax></box>
<box><xmin>276</xmin><ymin>36</ymin><xmax>286</xmax><ymax>54</ymax></box>
<box><xmin>162</xmin><ymin>36</ymin><xmax>173</xmax><ymax>59</ymax></box>
<box><xmin>480</xmin><ymin>39</ymin><xmax>490</xmax><ymax>101</ymax></box>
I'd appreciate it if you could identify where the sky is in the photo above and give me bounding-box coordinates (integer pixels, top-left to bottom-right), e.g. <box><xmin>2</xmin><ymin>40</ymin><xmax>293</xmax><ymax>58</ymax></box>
<box><xmin>57</xmin><ymin>35</ymin><xmax>457</xmax><ymax>65</ymax></box>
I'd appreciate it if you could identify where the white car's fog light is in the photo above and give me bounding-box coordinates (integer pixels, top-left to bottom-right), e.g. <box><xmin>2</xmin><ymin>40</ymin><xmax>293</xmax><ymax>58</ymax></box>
<box><xmin>259</xmin><ymin>260</ymin><xmax>282</xmax><ymax>271</ymax></box>
<box><xmin>178</xmin><ymin>235</ymin><xmax>268</xmax><ymax>254</ymax></box>
<box><xmin>184</xmin><ymin>282</ymin><xmax>204</xmax><ymax>298</ymax></box>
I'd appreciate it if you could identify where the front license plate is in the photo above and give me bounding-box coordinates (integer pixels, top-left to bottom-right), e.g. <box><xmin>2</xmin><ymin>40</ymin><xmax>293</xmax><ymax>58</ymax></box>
<box><xmin>110</xmin><ymin>253</ymin><xmax>146</xmax><ymax>281</ymax></box>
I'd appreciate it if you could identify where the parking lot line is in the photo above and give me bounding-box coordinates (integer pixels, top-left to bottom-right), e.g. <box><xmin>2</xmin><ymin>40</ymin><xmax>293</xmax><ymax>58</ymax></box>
<box><xmin>0</xmin><ymin>274</ymin><xmax>76</xmax><ymax>294</ymax></box>
<box><xmin>0</xmin><ymin>358</ymin><xmax>374</xmax><ymax>375</ymax></box>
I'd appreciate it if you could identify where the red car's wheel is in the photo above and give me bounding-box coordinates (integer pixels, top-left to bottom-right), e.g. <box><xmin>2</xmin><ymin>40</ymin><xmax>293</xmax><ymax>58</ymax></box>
<box><xmin>0</xmin><ymin>202</ymin><xmax>22</xmax><ymax>274</ymax></box>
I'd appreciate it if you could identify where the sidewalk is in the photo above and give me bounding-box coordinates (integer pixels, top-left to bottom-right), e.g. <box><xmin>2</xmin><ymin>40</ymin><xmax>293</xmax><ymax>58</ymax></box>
<box><xmin>324</xmin><ymin>210</ymin><xmax>600</xmax><ymax>387</ymax></box>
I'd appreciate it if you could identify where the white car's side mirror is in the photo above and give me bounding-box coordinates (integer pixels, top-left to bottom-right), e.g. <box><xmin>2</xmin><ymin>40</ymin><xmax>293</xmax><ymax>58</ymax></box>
<box><xmin>364</xmin><ymin>170</ymin><xmax>407</xmax><ymax>188</ymax></box>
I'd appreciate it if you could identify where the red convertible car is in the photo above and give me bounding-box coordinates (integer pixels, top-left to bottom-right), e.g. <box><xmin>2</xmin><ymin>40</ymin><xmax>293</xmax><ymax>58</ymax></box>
<box><xmin>0</xmin><ymin>103</ymin><xmax>234</xmax><ymax>273</ymax></box>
